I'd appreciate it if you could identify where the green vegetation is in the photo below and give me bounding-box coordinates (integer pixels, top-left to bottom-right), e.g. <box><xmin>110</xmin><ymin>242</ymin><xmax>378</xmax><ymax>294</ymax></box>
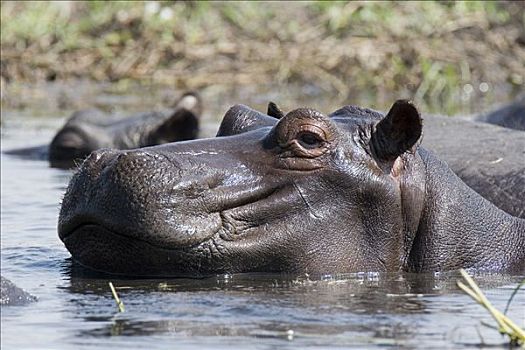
<box><xmin>1</xmin><ymin>1</ymin><xmax>524</xmax><ymax>113</ymax></box>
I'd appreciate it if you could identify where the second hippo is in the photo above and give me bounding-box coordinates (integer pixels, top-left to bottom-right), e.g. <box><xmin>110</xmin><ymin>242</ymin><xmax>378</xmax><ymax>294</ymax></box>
<box><xmin>4</xmin><ymin>92</ymin><xmax>202</xmax><ymax>168</ymax></box>
<box><xmin>48</xmin><ymin>92</ymin><xmax>202</xmax><ymax>167</ymax></box>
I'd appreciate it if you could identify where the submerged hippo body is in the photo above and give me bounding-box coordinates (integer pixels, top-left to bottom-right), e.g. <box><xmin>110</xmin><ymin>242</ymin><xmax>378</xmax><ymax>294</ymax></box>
<box><xmin>49</xmin><ymin>92</ymin><xmax>202</xmax><ymax>167</ymax></box>
<box><xmin>4</xmin><ymin>92</ymin><xmax>202</xmax><ymax>168</ymax></box>
<box><xmin>58</xmin><ymin>100</ymin><xmax>525</xmax><ymax>277</ymax></box>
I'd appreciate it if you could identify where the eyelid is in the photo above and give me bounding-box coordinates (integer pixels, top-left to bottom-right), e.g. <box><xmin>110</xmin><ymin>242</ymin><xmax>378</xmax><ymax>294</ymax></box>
<box><xmin>279</xmin><ymin>125</ymin><xmax>325</xmax><ymax>146</ymax></box>
<box><xmin>286</xmin><ymin>124</ymin><xmax>329</xmax><ymax>157</ymax></box>
<box><xmin>296</xmin><ymin>132</ymin><xmax>324</xmax><ymax>151</ymax></box>
<box><xmin>286</xmin><ymin>140</ymin><xmax>327</xmax><ymax>158</ymax></box>
<box><xmin>296</xmin><ymin>124</ymin><xmax>327</xmax><ymax>140</ymax></box>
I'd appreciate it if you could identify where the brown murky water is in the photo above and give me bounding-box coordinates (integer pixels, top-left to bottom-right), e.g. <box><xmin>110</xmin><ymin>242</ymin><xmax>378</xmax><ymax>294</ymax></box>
<box><xmin>1</xmin><ymin>84</ymin><xmax>523</xmax><ymax>349</ymax></box>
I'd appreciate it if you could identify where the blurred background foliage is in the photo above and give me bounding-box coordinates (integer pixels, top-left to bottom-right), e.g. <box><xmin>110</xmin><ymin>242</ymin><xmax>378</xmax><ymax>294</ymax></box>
<box><xmin>1</xmin><ymin>0</ymin><xmax>524</xmax><ymax>114</ymax></box>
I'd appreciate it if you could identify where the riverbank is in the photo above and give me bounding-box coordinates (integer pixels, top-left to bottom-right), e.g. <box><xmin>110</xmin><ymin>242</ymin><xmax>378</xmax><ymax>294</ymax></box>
<box><xmin>1</xmin><ymin>1</ymin><xmax>524</xmax><ymax>114</ymax></box>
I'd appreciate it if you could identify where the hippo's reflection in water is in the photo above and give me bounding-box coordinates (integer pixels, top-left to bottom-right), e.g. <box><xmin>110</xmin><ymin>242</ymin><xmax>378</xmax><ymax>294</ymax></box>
<box><xmin>61</xmin><ymin>264</ymin><xmax>521</xmax><ymax>347</ymax></box>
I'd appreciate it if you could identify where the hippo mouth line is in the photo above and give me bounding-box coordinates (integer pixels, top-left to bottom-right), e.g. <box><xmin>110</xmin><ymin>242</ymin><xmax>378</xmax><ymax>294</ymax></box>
<box><xmin>60</xmin><ymin>183</ymin><xmax>284</xmax><ymax>250</ymax></box>
<box><xmin>62</xmin><ymin>223</ymin><xmax>191</xmax><ymax>251</ymax></box>
<box><xmin>61</xmin><ymin>223</ymin><xmax>216</xmax><ymax>277</ymax></box>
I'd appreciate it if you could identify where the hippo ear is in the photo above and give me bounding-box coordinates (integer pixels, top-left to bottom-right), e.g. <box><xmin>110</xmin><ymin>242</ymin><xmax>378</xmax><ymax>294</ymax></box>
<box><xmin>217</xmin><ymin>104</ymin><xmax>277</xmax><ymax>137</ymax></box>
<box><xmin>173</xmin><ymin>92</ymin><xmax>202</xmax><ymax>117</ymax></box>
<box><xmin>146</xmin><ymin>92</ymin><xmax>202</xmax><ymax>144</ymax></box>
<box><xmin>267</xmin><ymin>102</ymin><xmax>285</xmax><ymax>119</ymax></box>
<box><xmin>147</xmin><ymin>108</ymin><xmax>200</xmax><ymax>144</ymax></box>
<box><xmin>370</xmin><ymin>100</ymin><xmax>422</xmax><ymax>161</ymax></box>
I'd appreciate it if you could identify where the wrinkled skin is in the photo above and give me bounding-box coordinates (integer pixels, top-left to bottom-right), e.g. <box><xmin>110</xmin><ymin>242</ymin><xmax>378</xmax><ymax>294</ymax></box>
<box><xmin>4</xmin><ymin>92</ymin><xmax>202</xmax><ymax>168</ymax></box>
<box><xmin>422</xmin><ymin>114</ymin><xmax>524</xmax><ymax>218</ymax></box>
<box><xmin>58</xmin><ymin>100</ymin><xmax>525</xmax><ymax>277</ymax></box>
<box><xmin>0</xmin><ymin>276</ymin><xmax>36</xmax><ymax>306</ymax></box>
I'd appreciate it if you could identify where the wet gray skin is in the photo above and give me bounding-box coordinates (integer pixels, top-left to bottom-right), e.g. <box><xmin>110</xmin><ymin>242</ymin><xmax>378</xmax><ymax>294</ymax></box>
<box><xmin>1</xmin><ymin>276</ymin><xmax>36</xmax><ymax>306</ymax></box>
<box><xmin>58</xmin><ymin>100</ymin><xmax>525</xmax><ymax>277</ymax></box>
<box><xmin>473</xmin><ymin>94</ymin><xmax>525</xmax><ymax>131</ymax></box>
<box><xmin>5</xmin><ymin>92</ymin><xmax>202</xmax><ymax>168</ymax></box>
<box><xmin>422</xmin><ymin>113</ymin><xmax>525</xmax><ymax>219</ymax></box>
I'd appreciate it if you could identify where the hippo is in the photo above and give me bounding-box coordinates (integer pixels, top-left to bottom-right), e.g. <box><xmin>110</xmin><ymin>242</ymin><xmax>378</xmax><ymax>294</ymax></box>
<box><xmin>422</xmin><ymin>114</ymin><xmax>524</xmax><ymax>219</ymax></box>
<box><xmin>4</xmin><ymin>92</ymin><xmax>202</xmax><ymax>168</ymax></box>
<box><xmin>58</xmin><ymin>100</ymin><xmax>525</xmax><ymax>277</ymax></box>
<box><xmin>0</xmin><ymin>276</ymin><xmax>36</xmax><ymax>306</ymax></box>
<box><xmin>472</xmin><ymin>95</ymin><xmax>525</xmax><ymax>131</ymax></box>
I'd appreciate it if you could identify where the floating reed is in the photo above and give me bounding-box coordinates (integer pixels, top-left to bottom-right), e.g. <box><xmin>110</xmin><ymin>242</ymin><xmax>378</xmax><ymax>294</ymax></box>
<box><xmin>457</xmin><ymin>269</ymin><xmax>524</xmax><ymax>347</ymax></box>
<box><xmin>109</xmin><ymin>281</ymin><xmax>125</xmax><ymax>313</ymax></box>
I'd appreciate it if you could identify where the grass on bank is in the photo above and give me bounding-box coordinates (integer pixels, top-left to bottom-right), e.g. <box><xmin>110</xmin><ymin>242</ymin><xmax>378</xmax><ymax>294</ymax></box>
<box><xmin>1</xmin><ymin>1</ymin><xmax>524</xmax><ymax>113</ymax></box>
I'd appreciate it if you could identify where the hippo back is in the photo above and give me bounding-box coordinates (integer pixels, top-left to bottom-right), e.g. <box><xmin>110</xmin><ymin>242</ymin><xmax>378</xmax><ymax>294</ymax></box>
<box><xmin>422</xmin><ymin>115</ymin><xmax>525</xmax><ymax>218</ymax></box>
<box><xmin>474</xmin><ymin>95</ymin><xmax>525</xmax><ymax>131</ymax></box>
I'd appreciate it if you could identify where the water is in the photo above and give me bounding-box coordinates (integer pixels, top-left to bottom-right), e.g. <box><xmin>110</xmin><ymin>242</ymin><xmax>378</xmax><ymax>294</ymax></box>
<box><xmin>1</xmin><ymin>95</ymin><xmax>524</xmax><ymax>349</ymax></box>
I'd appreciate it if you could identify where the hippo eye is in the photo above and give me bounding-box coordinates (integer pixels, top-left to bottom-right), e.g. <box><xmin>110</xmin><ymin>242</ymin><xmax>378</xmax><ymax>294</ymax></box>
<box><xmin>297</xmin><ymin>131</ymin><xmax>323</xmax><ymax>149</ymax></box>
<box><xmin>276</xmin><ymin>122</ymin><xmax>330</xmax><ymax>158</ymax></box>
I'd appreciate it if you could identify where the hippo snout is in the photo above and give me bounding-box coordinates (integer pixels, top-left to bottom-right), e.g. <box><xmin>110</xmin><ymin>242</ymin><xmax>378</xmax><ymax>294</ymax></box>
<box><xmin>59</xmin><ymin>148</ymin><xmax>223</xmax><ymax>249</ymax></box>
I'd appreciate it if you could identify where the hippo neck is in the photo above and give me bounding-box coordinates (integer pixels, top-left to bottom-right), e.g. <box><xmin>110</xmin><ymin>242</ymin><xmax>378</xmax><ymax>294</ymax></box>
<box><xmin>407</xmin><ymin>148</ymin><xmax>525</xmax><ymax>272</ymax></box>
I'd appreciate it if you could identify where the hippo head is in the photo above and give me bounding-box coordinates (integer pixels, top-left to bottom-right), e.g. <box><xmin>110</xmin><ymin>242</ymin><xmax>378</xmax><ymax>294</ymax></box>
<box><xmin>49</xmin><ymin>92</ymin><xmax>202</xmax><ymax>168</ymax></box>
<box><xmin>49</xmin><ymin>109</ymin><xmax>108</xmax><ymax>166</ymax></box>
<box><xmin>58</xmin><ymin>100</ymin><xmax>425</xmax><ymax>276</ymax></box>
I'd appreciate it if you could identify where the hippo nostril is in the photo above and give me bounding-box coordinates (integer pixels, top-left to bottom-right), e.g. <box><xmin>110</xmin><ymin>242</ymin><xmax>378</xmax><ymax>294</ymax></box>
<box><xmin>81</xmin><ymin>148</ymin><xmax>120</xmax><ymax>177</ymax></box>
<box><xmin>107</xmin><ymin>150</ymin><xmax>176</xmax><ymax>183</ymax></box>
<box><xmin>114</xmin><ymin>151</ymin><xmax>154</xmax><ymax>167</ymax></box>
<box><xmin>85</xmin><ymin>148</ymin><xmax>119</xmax><ymax>165</ymax></box>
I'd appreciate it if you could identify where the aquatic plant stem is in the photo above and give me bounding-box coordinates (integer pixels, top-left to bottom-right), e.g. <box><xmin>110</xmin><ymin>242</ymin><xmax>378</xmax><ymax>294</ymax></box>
<box><xmin>109</xmin><ymin>282</ymin><xmax>125</xmax><ymax>313</ymax></box>
<box><xmin>457</xmin><ymin>269</ymin><xmax>525</xmax><ymax>346</ymax></box>
<box><xmin>504</xmin><ymin>279</ymin><xmax>525</xmax><ymax>315</ymax></box>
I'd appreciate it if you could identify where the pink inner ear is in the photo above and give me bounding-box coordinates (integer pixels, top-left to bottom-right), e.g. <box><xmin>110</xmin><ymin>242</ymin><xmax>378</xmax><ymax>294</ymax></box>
<box><xmin>391</xmin><ymin>157</ymin><xmax>404</xmax><ymax>179</ymax></box>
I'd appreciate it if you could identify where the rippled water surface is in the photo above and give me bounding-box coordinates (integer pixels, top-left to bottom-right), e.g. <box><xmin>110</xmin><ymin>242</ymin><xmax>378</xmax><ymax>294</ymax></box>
<box><xmin>1</xmin><ymin>100</ymin><xmax>524</xmax><ymax>349</ymax></box>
